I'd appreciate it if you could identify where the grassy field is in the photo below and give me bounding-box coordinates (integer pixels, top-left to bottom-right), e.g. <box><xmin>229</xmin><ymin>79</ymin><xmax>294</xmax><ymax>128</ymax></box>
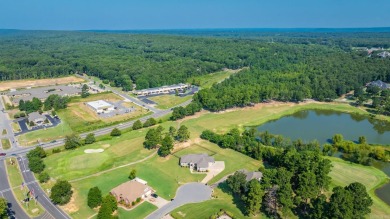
<box><xmin>187</xmin><ymin>68</ymin><xmax>243</xmax><ymax>89</ymax></box>
<box><xmin>0</xmin><ymin>76</ymin><xmax>85</xmax><ymax>91</ymax></box>
<box><xmin>18</xmin><ymin>92</ymin><xmax>150</xmax><ymax>145</ymax></box>
<box><xmin>5</xmin><ymin>159</ymin><xmax>45</xmax><ymax>217</ymax></box>
<box><xmin>1</xmin><ymin>138</ymin><xmax>11</xmax><ymax>150</ymax></box>
<box><xmin>44</xmin><ymin>129</ymin><xmax>155</xmax><ymax>181</ymax></box>
<box><xmin>117</xmin><ymin>202</ymin><xmax>158</xmax><ymax>218</ymax></box>
<box><xmin>149</xmin><ymin>95</ymin><xmax>192</xmax><ymax>109</ymax></box>
<box><xmin>328</xmin><ymin>157</ymin><xmax>390</xmax><ymax>218</ymax></box>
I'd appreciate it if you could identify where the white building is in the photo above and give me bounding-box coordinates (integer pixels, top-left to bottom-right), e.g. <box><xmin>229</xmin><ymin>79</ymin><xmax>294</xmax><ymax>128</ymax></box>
<box><xmin>134</xmin><ymin>83</ymin><xmax>190</xmax><ymax>96</ymax></box>
<box><xmin>86</xmin><ymin>100</ymin><xmax>114</xmax><ymax>114</ymax></box>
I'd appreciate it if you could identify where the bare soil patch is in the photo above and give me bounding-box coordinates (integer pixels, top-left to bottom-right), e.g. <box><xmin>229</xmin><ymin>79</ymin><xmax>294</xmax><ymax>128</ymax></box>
<box><xmin>61</xmin><ymin>190</ymin><xmax>79</xmax><ymax>213</ymax></box>
<box><xmin>0</xmin><ymin>76</ymin><xmax>85</xmax><ymax>91</ymax></box>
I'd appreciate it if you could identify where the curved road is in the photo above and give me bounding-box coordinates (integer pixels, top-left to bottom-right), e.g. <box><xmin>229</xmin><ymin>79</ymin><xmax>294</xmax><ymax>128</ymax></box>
<box><xmin>146</xmin><ymin>183</ymin><xmax>212</xmax><ymax>219</ymax></box>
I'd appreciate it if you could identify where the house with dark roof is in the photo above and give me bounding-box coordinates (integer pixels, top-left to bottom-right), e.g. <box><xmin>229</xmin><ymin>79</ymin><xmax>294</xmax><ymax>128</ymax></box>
<box><xmin>367</xmin><ymin>80</ymin><xmax>390</xmax><ymax>90</ymax></box>
<box><xmin>180</xmin><ymin>153</ymin><xmax>215</xmax><ymax>172</ymax></box>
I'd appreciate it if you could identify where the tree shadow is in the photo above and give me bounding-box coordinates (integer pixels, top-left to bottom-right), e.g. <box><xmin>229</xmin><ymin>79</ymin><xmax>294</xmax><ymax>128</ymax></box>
<box><xmin>217</xmin><ymin>182</ymin><xmax>247</xmax><ymax>216</ymax></box>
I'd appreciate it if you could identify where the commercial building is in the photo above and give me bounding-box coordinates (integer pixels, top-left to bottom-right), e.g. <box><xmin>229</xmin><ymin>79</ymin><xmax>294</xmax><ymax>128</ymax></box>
<box><xmin>86</xmin><ymin>100</ymin><xmax>115</xmax><ymax>114</ymax></box>
<box><xmin>134</xmin><ymin>83</ymin><xmax>190</xmax><ymax>96</ymax></box>
<box><xmin>28</xmin><ymin>112</ymin><xmax>46</xmax><ymax>125</ymax></box>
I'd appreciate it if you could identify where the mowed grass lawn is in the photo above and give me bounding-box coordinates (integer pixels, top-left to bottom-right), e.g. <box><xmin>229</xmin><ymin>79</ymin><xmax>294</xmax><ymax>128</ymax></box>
<box><xmin>328</xmin><ymin>157</ymin><xmax>390</xmax><ymax>218</ymax></box>
<box><xmin>5</xmin><ymin>159</ymin><xmax>45</xmax><ymax>217</ymax></box>
<box><xmin>1</xmin><ymin>138</ymin><xmax>11</xmax><ymax>150</ymax></box>
<box><xmin>117</xmin><ymin>202</ymin><xmax>157</xmax><ymax>219</ymax></box>
<box><xmin>44</xmin><ymin>129</ymin><xmax>154</xmax><ymax>181</ymax></box>
<box><xmin>18</xmin><ymin>92</ymin><xmax>149</xmax><ymax>145</ymax></box>
<box><xmin>149</xmin><ymin>95</ymin><xmax>192</xmax><ymax>109</ymax></box>
<box><xmin>67</xmin><ymin>154</ymin><xmax>205</xmax><ymax>218</ymax></box>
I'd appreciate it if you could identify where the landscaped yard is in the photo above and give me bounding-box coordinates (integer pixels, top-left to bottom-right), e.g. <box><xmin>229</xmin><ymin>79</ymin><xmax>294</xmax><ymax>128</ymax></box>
<box><xmin>149</xmin><ymin>95</ymin><xmax>192</xmax><ymax>109</ymax></box>
<box><xmin>2</xmin><ymin>129</ymin><xmax>7</xmax><ymax>135</ymax></box>
<box><xmin>1</xmin><ymin>138</ymin><xmax>11</xmax><ymax>150</ymax></box>
<box><xmin>5</xmin><ymin>158</ymin><xmax>45</xmax><ymax>217</ymax></box>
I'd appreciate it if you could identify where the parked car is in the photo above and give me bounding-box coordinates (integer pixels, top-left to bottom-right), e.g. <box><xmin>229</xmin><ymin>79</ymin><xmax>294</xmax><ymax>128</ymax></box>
<box><xmin>0</xmin><ymin>153</ymin><xmax>6</xmax><ymax>156</ymax></box>
<box><xmin>151</xmin><ymin>193</ymin><xmax>158</xmax><ymax>198</ymax></box>
<box><xmin>50</xmin><ymin>140</ymin><xmax>57</xmax><ymax>143</ymax></box>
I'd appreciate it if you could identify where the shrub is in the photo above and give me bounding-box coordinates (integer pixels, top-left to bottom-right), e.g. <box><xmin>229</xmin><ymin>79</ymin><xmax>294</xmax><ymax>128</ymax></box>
<box><xmin>52</xmin><ymin>148</ymin><xmax>61</xmax><ymax>154</ymax></box>
<box><xmin>38</xmin><ymin>172</ymin><xmax>50</xmax><ymax>183</ymax></box>
<box><xmin>110</xmin><ymin>128</ymin><xmax>121</xmax><ymax>136</ymax></box>
<box><xmin>87</xmin><ymin>187</ymin><xmax>102</xmax><ymax>209</ymax></box>
<box><xmin>50</xmin><ymin>180</ymin><xmax>73</xmax><ymax>205</ymax></box>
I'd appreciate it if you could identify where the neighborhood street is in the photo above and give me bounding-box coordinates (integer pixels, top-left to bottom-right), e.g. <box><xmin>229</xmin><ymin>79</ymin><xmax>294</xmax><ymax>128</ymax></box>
<box><xmin>145</xmin><ymin>183</ymin><xmax>212</xmax><ymax>219</ymax></box>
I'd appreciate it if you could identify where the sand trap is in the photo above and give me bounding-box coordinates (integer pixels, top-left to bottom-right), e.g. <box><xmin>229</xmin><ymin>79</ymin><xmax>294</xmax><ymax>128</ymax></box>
<box><xmin>84</xmin><ymin>149</ymin><xmax>104</xmax><ymax>154</ymax></box>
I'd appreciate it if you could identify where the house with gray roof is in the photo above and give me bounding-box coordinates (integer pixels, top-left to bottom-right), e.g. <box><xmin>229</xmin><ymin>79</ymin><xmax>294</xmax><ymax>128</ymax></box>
<box><xmin>367</xmin><ymin>80</ymin><xmax>390</xmax><ymax>90</ymax></box>
<box><xmin>180</xmin><ymin>153</ymin><xmax>215</xmax><ymax>172</ymax></box>
<box><xmin>239</xmin><ymin>169</ymin><xmax>263</xmax><ymax>182</ymax></box>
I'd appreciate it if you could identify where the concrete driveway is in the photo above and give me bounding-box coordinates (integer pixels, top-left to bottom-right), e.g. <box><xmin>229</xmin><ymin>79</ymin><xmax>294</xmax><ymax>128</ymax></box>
<box><xmin>201</xmin><ymin>161</ymin><xmax>225</xmax><ymax>183</ymax></box>
<box><xmin>147</xmin><ymin>196</ymin><xmax>170</xmax><ymax>208</ymax></box>
<box><xmin>146</xmin><ymin>183</ymin><xmax>212</xmax><ymax>219</ymax></box>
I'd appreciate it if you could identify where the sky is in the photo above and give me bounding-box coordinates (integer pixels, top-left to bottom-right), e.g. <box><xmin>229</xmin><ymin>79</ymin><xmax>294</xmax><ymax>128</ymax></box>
<box><xmin>0</xmin><ymin>0</ymin><xmax>389</xmax><ymax>30</ymax></box>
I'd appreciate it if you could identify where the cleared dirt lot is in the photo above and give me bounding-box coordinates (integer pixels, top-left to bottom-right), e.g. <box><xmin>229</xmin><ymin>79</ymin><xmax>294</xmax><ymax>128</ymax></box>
<box><xmin>0</xmin><ymin>76</ymin><xmax>85</xmax><ymax>91</ymax></box>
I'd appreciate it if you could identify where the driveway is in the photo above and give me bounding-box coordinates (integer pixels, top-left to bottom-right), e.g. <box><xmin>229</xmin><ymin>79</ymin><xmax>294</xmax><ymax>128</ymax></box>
<box><xmin>147</xmin><ymin>196</ymin><xmax>170</xmax><ymax>208</ymax></box>
<box><xmin>201</xmin><ymin>161</ymin><xmax>225</xmax><ymax>183</ymax></box>
<box><xmin>145</xmin><ymin>183</ymin><xmax>212</xmax><ymax>219</ymax></box>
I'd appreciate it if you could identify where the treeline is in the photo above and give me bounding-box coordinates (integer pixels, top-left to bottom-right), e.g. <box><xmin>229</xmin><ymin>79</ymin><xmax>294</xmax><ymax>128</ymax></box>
<box><xmin>323</xmin><ymin>134</ymin><xmax>389</xmax><ymax>165</ymax></box>
<box><xmin>18</xmin><ymin>94</ymin><xmax>68</xmax><ymax>114</ymax></box>
<box><xmin>0</xmin><ymin>31</ymin><xmax>249</xmax><ymax>89</ymax></box>
<box><xmin>201</xmin><ymin>129</ymin><xmax>373</xmax><ymax>218</ymax></box>
<box><xmin>193</xmin><ymin>42</ymin><xmax>390</xmax><ymax>111</ymax></box>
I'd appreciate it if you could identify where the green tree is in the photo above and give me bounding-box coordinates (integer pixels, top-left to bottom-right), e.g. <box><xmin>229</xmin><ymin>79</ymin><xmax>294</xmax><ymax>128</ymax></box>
<box><xmin>328</xmin><ymin>186</ymin><xmax>353</xmax><ymax>219</ymax></box>
<box><xmin>27</xmin><ymin>146</ymin><xmax>46</xmax><ymax>159</ymax></box>
<box><xmin>64</xmin><ymin>134</ymin><xmax>82</xmax><ymax>150</ymax></box>
<box><xmin>85</xmin><ymin>133</ymin><xmax>96</xmax><ymax>144</ymax></box>
<box><xmin>159</xmin><ymin>135</ymin><xmax>174</xmax><ymax>157</ymax></box>
<box><xmin>143</xmin><ymin>128</ymin><xmax>162</xmax><ymax>149</ymax></box>
<box><xmin>110</xmin><ymin>128</ymin><xmax>121</xmax><ymax>136</ymax></box>
<box><xmin>309</xmin><ymin>194</ymin><xmax>328</xmax><ymax>219</ymax></box>
<box><xmin>0</xmin><ymin>198</ymin><xmax>8</xmax><ymax>219</ymax></box>
<box><xmin>50</xmin><ymin>180</ymin><xmax>73</xmax><ymax>205</ymax></box>
<box><xmin>243</xmin><ymin>179</ymin><xmax>264</xmax><ymax>216</ymax></box>
<box><xmin>177</xmin><ymin>125</ymin><xmax>190</xmax><ymax>142</ymax></box>
<box><xmin>143</xmin><ymin>118</ymin><xmax>157</xmax><ymax>127</ymax></box>
<box><xmin>332</xmin><ymin>134</ymin><xmax>344</xmax><ymax>145</ymax></box>
<box><xmin>28</xmin><ymin>156</ymin><xmax>45</xmax><ymax>173</ymax></box>
<box><xmin>81</xmin><ymin>84</ymin><xmax>90</xmax><ymax>98</ymax></box>
<box><xmin>128</xmin><ymin>169</ymin><xmax>137</xmax><ymax>180</ymax></box>
<box><xmin>132</xmin><ymin>120</ymin><xmax>143</xmax><ymax>130</ymax></box>
<box><xmin>345</xmin><ymin>182</ymin><xmax>373</xmax><ymax>217</ymax></box>
<box><xmin>226</xmin><ymin>171</ymin><xmax>247</xmax><ymax>195</ymax></box>
<box><xmin>169</xmin><ymin>126</ymin><xmax>177</xmax><ymax>137</ymax></box>
<box><xmin>38</xmin><ymin>172</ymin><xmax>50</xmax><ymax>183</ymax></box>
<box><xmin>358</xmin><ymin>136</ymin><xmax>367</xmax><ymax>145</ymax></box>
<box><xmin>87</xmin><ymin>187</ymin><xmax>102</xmax><ymax>209</ymax></box>
<box><xmin>102</xmin><ymin>194</ymin><xmax>117</xmax><ymax>213</ymax></box>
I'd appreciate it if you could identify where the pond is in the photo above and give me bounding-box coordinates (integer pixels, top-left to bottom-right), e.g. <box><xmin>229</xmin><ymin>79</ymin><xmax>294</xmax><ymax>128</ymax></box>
<box><xmin>256</xmin><ymin>109</ymin><xmax>390</xmax><ymax>206</ymax></box>
<box><xmin>256</xmin><ymin>109</ymin><xmax>390</xmax><ymax>145</ymax></box>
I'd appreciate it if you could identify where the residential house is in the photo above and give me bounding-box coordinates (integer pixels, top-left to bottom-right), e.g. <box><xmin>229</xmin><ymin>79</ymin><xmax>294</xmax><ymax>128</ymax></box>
<box><xmin>110</xmin><ymin>179</ymin><xmax>153</xmax><ymax>205</ymax></box>
<box><xmin>180</xmin><ymin>153</ymin><xmax>215</xmax><ymax>172</ymax></box>
<box><xmin>367</xmin><ymin>80</ymin><xmax>390</xmax><ymax>90</ymax></box>
<box><xmin>239</xmin><ymin>169</ymin><xmax>263</xmax><ymax>182</ymax></box>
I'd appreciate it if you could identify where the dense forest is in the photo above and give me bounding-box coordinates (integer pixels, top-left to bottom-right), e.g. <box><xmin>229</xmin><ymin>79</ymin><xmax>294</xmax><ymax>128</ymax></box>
<box><xmin>1</xmin><ymin>30</ymin><xmax>390</xmax><ymax>94</ymax></box>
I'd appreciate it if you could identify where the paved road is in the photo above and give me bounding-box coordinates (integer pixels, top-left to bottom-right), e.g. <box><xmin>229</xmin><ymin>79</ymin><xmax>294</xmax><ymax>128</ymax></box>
<box><xmin>17</xmin><ymin>156</ymin><xmax>70</xmax><ymax>219</ymax></box>
<box><xmin>146</xmin><ymin>183</ymin><xmax>212</xmax><ymax>219</ymax></box>
<box><xmin>0</xmin><ymin>160</ymin><xmax>30</xmax><ymax>219</ymax></box>
<box><xmin>0</xmin><ymin>97</ymin><xmax>18</xmax><ymax>149</ymax></box>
